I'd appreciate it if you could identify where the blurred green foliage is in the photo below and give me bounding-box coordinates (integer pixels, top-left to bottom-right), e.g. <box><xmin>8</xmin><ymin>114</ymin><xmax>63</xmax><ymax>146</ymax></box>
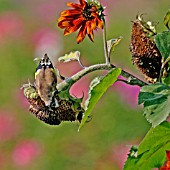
<box><xmin>0</xmin><ymin>0</ymin><xmax>169</xmax><ymax>169</ymax></box>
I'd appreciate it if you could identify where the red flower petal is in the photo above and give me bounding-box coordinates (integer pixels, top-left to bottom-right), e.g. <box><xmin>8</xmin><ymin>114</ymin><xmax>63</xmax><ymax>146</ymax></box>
<box><xmin>166</xmin><ymin>151</ymin><xmax>170</xmax><ymax>161</ymax></box>
<box><xmin>160</xmin><ymin>167</ymin><xmax>169</xmax><ymax>170</ymax></box>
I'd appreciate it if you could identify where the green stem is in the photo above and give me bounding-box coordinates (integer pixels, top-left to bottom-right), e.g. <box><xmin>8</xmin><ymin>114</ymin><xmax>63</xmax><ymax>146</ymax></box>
<box><xmin>102</xmin><ymin>19</ymin><xmax>110</xmax><ymax>65</ymax></box>
<box><xmin>57</xmin><ymin>63</ymin><xmax>147</xmax><ymax>91</ymax></box>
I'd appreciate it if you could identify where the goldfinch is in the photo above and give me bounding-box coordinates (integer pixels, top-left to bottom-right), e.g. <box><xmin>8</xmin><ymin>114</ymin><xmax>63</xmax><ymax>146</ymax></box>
<box><xmin>35</xmin><ymin>54</ymin><xmax>59</xmax><ymax>108</ymax></box>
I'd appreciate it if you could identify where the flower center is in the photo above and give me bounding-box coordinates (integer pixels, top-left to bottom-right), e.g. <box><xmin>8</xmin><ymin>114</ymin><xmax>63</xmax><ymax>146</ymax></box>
<box><xmin>82</xmin><ymin>5</ymin><xmax>94</xmax><ymax>20</ymax></box>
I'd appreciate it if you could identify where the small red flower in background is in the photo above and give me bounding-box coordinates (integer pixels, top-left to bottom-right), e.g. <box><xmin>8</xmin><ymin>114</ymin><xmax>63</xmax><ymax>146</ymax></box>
<box><xmin>58</xmin><ymin>0</ymin><xmax>105</xmax><ymax>44</ymax></box>
<box><xmin>160</xmin><ymin>151</ymin><xmax>170</xmax><ymax>170</ymax></box>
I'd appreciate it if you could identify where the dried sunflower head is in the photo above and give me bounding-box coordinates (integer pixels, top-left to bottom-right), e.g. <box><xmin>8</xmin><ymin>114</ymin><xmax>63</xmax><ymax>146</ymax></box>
<box><xmin>130</xmin><ymin>15</ymin><xmax>162</xmax><ymax>83</ymax></box>
<box><xmin>23</xmin><ymin>83</ymin><xmax>84</xmax><ymax>125</ymax></box>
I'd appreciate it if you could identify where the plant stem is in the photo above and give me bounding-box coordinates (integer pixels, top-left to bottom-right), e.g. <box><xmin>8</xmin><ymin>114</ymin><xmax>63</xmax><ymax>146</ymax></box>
<box><xmin>57</xmin><ymin>63</ymin><xmax>148</xmax><ymax>91</ymax></box>
<box><xmin>102</xmin><ymin>19</ymin><xmax>110</xmax><ymax>65</ymax></box>
<box><xmin>56</xmin><ymin>20</ymin><xmax>148</xmax><ymax>92</ymax></box>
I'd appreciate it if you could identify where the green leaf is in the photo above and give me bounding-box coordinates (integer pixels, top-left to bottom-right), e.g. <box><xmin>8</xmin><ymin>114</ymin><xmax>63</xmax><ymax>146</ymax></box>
<box><xmin>58</xmin><ymin>51</ymin><xmax>80</xmax><ymax>63</ymax></box>
<box><xmin>162</xmin><ymin>70</ymin><xmax>170</xmax><ymax>85</ymax></box>
<box><xmin>107</xmin><ymin>36</ymin><xmax>122</xmax><ymax>56</ymax></box>
<box><xmin>164</xmin><ymin>9</ymin><xmax>170</xmax><ymax>30</ymax></box>
<box><xmin>138</xmin><ymin>83</ymin><xmax>170</xmax><ymax>127</ymax></box>
<box><xmin>155</xmin><ymin>31</ymin><xmax>170</xmax><ymax>61</ymax></box>
<box><xmin>124</xmin><ymin>122</ymin><xmax>170</xmax><ymax>170</ymax></box>
<box><xmin>124</xmin><ymin>146</ymin><xmax>140</xmax><ymax>170</ymax></box>
<box><xmin>78</xmin><ymin>68</ymin><xmax>121</xmax><ymax>131</ymax></box>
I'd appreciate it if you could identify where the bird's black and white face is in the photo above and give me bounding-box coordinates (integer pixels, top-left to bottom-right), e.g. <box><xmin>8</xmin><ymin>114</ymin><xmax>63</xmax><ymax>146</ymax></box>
<box><xmin>35</xmin><ymin>54</ymin><xmax>58</xmax><ymax>108</ymax></box>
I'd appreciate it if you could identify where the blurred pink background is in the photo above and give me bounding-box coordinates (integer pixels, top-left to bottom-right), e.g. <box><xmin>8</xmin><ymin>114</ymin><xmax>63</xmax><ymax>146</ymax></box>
<box><xmin>0</xmin><ymin>0</ymin><xmax>169</xmax><ymax>169</ymax></box>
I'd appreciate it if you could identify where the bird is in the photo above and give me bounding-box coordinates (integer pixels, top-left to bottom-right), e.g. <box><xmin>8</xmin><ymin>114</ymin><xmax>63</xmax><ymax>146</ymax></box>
<box><xmin>34</xmin><ymin>53</ymin><xmax>59</xmax><ymax>109</ymax></box>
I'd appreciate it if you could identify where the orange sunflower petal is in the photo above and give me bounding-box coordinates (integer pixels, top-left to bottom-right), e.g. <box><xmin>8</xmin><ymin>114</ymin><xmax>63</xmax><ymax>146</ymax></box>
<box><xmin>58</xmin><ymin>16</ymin><xmax>66</xmax><ymax>23</ymax></box>
<box><xmin>58</xmin><ymin>0</ymin><xmax>105</xmax><ymax>44</ymax></box>
<box><xmin>88</xmin><ymin>31</ymin><xmax>94</xmax><ymax>42</ymax></box>
<box><xmin>86</xmin><ymin>21</ymin><xmax>91</xmax><ymax>35</ymax></box>
<box><xmin>58</xmin><ymin>19</ymin><xmax>72</xmax><ymax>29</ymax></box>
<box><xmin>58</xmin><ymin>21</ymin><xmax>70</xmax><ymax>28</ymax></box>
<box><xmin>64</xmin><ymin>27</ymin><xmax>73</xmax><ymax>35</ymax></box>
<box><xmin>86</xmin><ymin>21</ymin><xmax>94</xmax><ymax>42</ymax></box>
<box><xmin>97</xmin><ymin>18</ymin><xmax>104</xmax><ymax>29</ymax></box>
<box><xmin>64</xmin><ymin>18</ymin><xmax>85</xmax><ymax>35</ymax></box>
<box><xmin>72</xmin><ymin>17</ymin><xmax>85</xmax><ymax>26</ymax></box>
<box><xmin>67</xmin><ymin>2</ymin><xmax>83</xmax><ymax>9</ymax></box>
<box><xmin>58</xmin><ymin>15</ymin><xmax>79</xmax><ymax>23</ymax></box>
<box><xmin>91</xmin><ymin>18</ymin><xmax>97</xmax><ymax>30</ymax></box>
<box><xmin>79</xmin><ymin>0</ymin><xmax>87</xmax><ymax>6</ymax></box>
<box><xmin>77</xmin><ymin>23</ymin><xmax>87</xmax><ymax>44</ymax></box>
<box><xmin>58</xmin><ymin>15</ymin><xmax>80</xmax><ymax>28</ymax></box>
<box><xmin>61</xmin><ymin>9</ymin><xmax>81</xmax><ymax>17</ymax></box>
